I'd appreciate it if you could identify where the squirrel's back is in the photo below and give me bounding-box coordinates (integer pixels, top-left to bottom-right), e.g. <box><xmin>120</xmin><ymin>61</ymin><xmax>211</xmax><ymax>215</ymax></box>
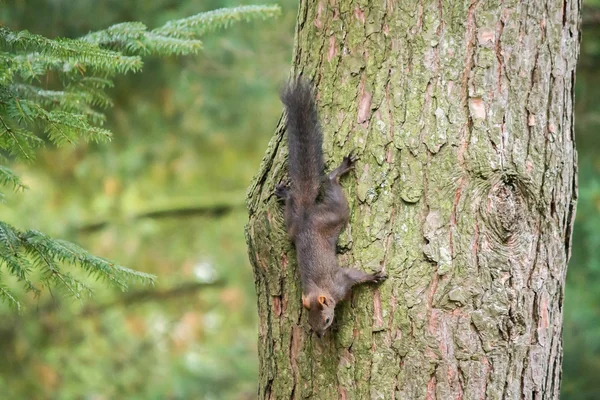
<box><xmin>280</xmin><ymin>79</ymin><xmax>324</xmax><ymax>208</ymax></box>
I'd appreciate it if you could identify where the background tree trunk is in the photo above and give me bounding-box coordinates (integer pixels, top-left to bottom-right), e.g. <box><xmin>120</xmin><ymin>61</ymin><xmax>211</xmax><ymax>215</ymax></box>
<box><xmin>246</xmin><ymin>0</ymin><xmax>580</xmax><ymax>398</ymax></box>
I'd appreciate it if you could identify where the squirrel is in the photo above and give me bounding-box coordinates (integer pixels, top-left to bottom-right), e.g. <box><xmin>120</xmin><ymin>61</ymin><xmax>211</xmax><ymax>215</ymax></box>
<box><xmin>275</xmin><ymin>78</ymin><xmax>387</xmax><ymax>337</ymax></box>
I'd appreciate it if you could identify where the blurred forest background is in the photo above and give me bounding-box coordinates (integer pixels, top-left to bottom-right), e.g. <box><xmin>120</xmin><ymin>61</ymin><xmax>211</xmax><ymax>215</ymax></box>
<box><xmin>0</xmin><ymin>0</ymin><xmax>598</xmax><ymax>399</ymax></box>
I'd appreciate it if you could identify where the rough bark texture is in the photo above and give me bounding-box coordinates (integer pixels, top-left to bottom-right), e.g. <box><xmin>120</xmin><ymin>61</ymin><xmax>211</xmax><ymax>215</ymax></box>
<box><xmin>245</xmin><ymin>0</ymin><xmax>580</xmax><ymax>398</ymax></box>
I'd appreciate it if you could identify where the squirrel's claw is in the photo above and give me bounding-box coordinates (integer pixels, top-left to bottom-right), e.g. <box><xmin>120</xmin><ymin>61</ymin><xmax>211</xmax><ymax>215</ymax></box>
<box><xmin>371</xmin><ymin>271</ymin><xmax>388</xmax><ymax>283</ymax></box>
<box><xmin>346</xmin><ymin>150</ymin><xmax>359</xmax><ymax>165</ymax></box>
<box><xmin>339</xmin><ymin>151</ymin><xmax>358</xmax><ymax>173</ymax></box>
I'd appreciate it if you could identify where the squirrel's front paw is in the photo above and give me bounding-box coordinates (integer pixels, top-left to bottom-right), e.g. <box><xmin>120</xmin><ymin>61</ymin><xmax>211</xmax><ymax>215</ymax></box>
<box><xmin>371</xmin><ymin>271</ymin><xmax>388</xmax><ymax>283</ymax></box>
<box><xmin>342</xmin><ymin>151</ymin><xmax>359</xmax><ymax>169</ymax></box>
<box><xmin>346</xmin><ymin>151</ymin><xmax>359</xmax><ymax>164</ymax></box>
<box><xmin>336</xmin><ymin>151</ymin><xmax>359</xmax><ymax>175</ymax></box>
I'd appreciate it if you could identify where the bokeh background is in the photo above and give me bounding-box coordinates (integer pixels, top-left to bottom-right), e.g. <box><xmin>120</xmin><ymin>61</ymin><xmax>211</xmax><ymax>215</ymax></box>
<box><xmin>0</xmin><ymin>0</ymin><xmax>598</xmax><ymax>398</ymax></box>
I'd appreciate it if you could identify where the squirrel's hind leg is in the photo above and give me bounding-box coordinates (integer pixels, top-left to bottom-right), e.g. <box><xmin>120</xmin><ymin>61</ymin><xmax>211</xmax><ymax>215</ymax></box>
<box><xmin>315</xmin><ymin>153</ymin><xmax>357</xmax><ymax>235</ymax></box>
<box><xmin>327</xmin><ymin>153</ymin><xmax>358</xmax><ymax>182</ymax></box>
<box><xmin>275</xmin><ymin>183</ymin><xmax>298</xmax><ymax>240</ymax></box>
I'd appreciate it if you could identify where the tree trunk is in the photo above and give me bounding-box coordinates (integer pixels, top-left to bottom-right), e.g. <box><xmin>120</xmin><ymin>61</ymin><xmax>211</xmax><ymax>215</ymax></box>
<box><xmin>246</xmin><ymin>0</ymin><xmax>580</xmax><ymax>398</ymax></box>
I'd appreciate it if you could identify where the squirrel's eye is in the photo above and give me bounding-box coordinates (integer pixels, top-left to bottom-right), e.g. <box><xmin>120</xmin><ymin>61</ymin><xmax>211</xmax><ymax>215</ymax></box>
<box><xmin>325</xmin><ymin>318</ymin><xmax>330</xmax><ymax>325</ymax></box>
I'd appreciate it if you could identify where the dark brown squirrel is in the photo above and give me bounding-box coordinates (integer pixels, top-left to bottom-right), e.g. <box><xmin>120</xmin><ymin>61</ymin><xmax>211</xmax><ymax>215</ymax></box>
<box><xmin>275</xmin><ymin>78</ymin><xmax>387</xmax><ymax>337</ymax></box>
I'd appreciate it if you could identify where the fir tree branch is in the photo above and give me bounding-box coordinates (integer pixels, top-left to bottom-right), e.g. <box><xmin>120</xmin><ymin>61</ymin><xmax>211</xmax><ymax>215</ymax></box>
<box><xmin>154</xmin><ymin>5</ymin><xmax>281</xmax><ymax>38</ymax></box>
<box><xmin>0</xmin><ymin>114</ymin><xmax>36</xmax><ymax>160</ymax></box>
<box><xmin>0</xmin><ymin>27</ymin><xmax>143</xmax><ymax>75</ymax></box>
<box><xmin>21</xmin><ymin>230</ymin><xmax>156</xmax><ymax>289</ymax></box>
<box><xmin>0</xmin><ymin>282</ymin><xmax>20</xmax><ymax>310</ymax></box>
<box><xmin>82</xmin><ymin>22</ymin><xmax>203</xmax><ymax>56</ymax></box>
<box><xmin>0</xmin><ymin>4</ymin><xmax>279</xmax><ymax>307</ymax></box>
<box><xmin>0</xmin><ymin>165</ymin><xmax>28</xmax><ymax>192</ymax></box>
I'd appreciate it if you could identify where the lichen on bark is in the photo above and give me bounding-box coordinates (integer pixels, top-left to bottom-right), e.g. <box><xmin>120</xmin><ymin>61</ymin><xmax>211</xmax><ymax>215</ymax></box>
<box><xmin>246</xmin><ymin>0</ymin><xmax>580</xmax><ymax>398</ymax></box>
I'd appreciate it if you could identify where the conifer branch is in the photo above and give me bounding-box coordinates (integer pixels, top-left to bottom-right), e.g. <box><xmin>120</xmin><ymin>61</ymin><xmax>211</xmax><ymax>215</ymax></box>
<box><xmin>0</xmin><ymin>282</ymin><xmax>20</xmax><ymax>310</ymax></box>
<box><xmin>0</xmin><ymin>4</ymin><xmax>279</xmax><ymax>307</ymax></box>
<box><xmin>154</xmin><ymin>5</ymin><xmax>281</xmax><ymax>38</ymax></box>
<box><xmin>0</xmin><ymin>165</ymin><xmax>28</xmax><ymax>192</ymax></box>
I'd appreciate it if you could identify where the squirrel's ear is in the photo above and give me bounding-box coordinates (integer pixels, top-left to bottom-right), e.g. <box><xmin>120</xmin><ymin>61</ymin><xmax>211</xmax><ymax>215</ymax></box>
<box><xmin>318</xmin><ymin>295</ymin><xmax>328</xmax><ymax>307</ymax></box>
<box><xmin>302</xmin><ymin>294</ymin><xmax>311</xmax><ymax>310</ymax></box>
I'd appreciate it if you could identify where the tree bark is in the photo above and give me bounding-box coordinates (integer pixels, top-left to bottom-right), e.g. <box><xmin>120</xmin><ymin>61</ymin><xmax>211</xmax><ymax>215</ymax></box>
<box><xmin>246</xmin><ymin>0</ymin><xmax>580</xmax><ymax>398</ymax></box>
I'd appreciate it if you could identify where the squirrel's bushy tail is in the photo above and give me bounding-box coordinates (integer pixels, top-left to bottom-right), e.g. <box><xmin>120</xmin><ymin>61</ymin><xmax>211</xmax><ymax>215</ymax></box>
<box><xmin>280</xmin><ymin>78</ymin><xmax>323</xmax><ymax>208</ymax></box>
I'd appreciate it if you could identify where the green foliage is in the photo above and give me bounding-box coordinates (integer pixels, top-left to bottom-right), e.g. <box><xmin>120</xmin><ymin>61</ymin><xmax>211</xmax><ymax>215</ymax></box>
<box><xmin>562</xmin><ymin>6</ymin><xmax>600</xmax><ymax>398</ymax></box>
<box><xmin>0</xmin><ymin>222</ymin><xmax>156</xmax><ymax>309</ymax></box>
<box><xmin>83</xmin><ymin>4</ymin><xmax>280</xmax><ymax>55</ymax></box>
<box><xmin>0</xmin><ymin>4</ymin><xmax>280</xmax><ymax>308</ymax></box>
<box><xmin>0</xmin><ymin>0</ymin><xmax>294</xmax><ymax>396</ymax></box>
<box><xmin>563</xmin><ymin>159</ymin><xmax>600</xmax><ymax>400</ymax></box>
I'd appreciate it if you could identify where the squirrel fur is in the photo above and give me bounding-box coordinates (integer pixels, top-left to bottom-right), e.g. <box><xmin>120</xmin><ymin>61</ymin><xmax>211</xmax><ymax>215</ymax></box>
<box><xmin>275</xmin><ymin>78</ymin><xmax>387</xmax><ymax>337</ymax></box>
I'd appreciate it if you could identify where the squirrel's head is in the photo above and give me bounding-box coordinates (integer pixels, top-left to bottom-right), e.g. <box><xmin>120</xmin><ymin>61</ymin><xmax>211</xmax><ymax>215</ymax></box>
<box><xmin>302</xmin><ymin>292</ymin><xmax>335</xmax><ymax>337</ymax></box>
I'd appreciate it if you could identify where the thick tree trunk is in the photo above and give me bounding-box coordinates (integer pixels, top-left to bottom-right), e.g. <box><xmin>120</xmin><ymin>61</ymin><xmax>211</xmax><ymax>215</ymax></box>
<box><xmin>246</xmin><ymin>0</ymin><xmax>579</xmax><ymax>398</ymax></box>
